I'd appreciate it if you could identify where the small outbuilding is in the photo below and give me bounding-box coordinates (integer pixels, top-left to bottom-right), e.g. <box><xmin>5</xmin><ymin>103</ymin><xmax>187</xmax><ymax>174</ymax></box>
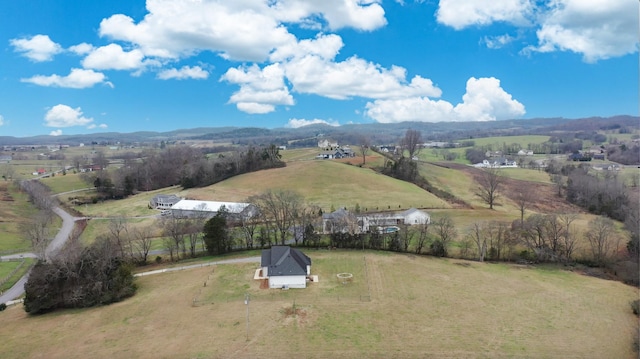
<box><xmin>149</xmin><ymin>194</ymin><xmax>182</xmax><ymax>209</ymax></box>
<box><xmin>261</xmin><ymin>246</ymin><xmax>311</xmax><ymax>289</ymax></box>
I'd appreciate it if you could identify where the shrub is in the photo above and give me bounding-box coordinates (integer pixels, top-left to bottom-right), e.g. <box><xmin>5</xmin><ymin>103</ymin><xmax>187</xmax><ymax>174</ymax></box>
<box><xmin>0</xmin><ymin>303</ymin><xmax>6</xmax><ymax>311</ymax></box>
<box><xmin>430</xmin><ymin>239</ymin><xmax>448</xmax><ymax>257</ymax></box>
<box><xmin>631</xmin><ymin>299</ymin><xmax>639</xmax><ymax>316</ymax></box>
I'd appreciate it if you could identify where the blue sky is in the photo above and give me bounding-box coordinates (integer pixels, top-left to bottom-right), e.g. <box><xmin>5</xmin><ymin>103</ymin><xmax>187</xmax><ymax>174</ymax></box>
<box><xmin>1</xmin><ymin>0</ymin><xmax>637</xmax><ymax>137</ymax></box>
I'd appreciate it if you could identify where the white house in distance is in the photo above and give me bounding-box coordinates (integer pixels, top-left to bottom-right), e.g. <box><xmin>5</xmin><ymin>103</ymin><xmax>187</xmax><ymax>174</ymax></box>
<box><xmin>317</xmin><ymin>139</ymin><xmax>338</xmax><ymax>148</ymax></box>
<box><xmin>322</xmin><ymin>207</ymin><xmax>431</xmax><ymax>234</ymax></box>
<box><xmin>260</xmin><ymin>246</ymin><xmax>311</xmax><ymax>289</ymax></box>
<box><xmin>149</xmin><ymin>194</ymin><xmax>182</xmax><ymax>210</ymax></box>
<box><xmin>170</xmin><ymin>199</ymin><xmax>255</xmax><ymax>219</ymax></box>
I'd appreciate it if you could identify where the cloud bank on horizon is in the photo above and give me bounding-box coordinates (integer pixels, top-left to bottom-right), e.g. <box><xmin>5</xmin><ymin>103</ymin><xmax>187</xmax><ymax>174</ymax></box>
<box><xmin>3</xmin><ymin>0</ymin><xmax>638</xmax><ymax>136</ymax></box>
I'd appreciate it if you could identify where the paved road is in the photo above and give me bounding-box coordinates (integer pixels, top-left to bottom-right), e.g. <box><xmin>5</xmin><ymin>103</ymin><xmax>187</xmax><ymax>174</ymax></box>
<box><xmin>0</xmin><ymin>206</ymin><xmax>79</xmax><ymax>305</ymax></box>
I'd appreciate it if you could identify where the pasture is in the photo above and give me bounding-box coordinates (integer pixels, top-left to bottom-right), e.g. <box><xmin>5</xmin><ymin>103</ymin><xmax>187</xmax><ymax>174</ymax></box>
<box><xmin>0</xmin><ymin>182</ymin><xmax>36</xmax><ymax>253</ymax></box>
<box><xmin>0</xmin><ymin>251</ymin><xmax>636</xmax><ymax>358</ymax></box>
<box><xmin>187</xmin><ymin>160</ymin><xmax>450</xmax><ymax>211</ymax></box>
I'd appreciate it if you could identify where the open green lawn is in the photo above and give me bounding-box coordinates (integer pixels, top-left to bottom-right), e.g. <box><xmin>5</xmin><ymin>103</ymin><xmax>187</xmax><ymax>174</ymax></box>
<box><xmin>0</xmin><ymin>183</ymin><xmax>38</xmax><ymax>253</ymax></box>
<box><xmin>0</xmin><ymin>259</ymin><xmax>33</xmax><ymax>292</ymax></box>
<box><xmin>495</xmin><ymin>167</ymin><xmax>552</xmax><ymax>183</ymax></box>
<box><xmin>279</xmin><ymin>148</ymin><xmax>321</xmax><ymax>162</ymax></box>
<box><xmin>40</xmin><ymin>173</ymin><xmax>91</xmax><ymax>194</ymax></box>
<box><xmin>0</xmin><ymin>261</ymin><xmax>22</xmax><ymax>281</ymax></box>
<box><xmin>0</xmin><ymin>251</ymin><xmax>636</xmax><ymax>358</ymax></box>
<box><xmin>71</xmin><ymin>187</ymin><xmax>183</xmax><ymax>218</ymax></box>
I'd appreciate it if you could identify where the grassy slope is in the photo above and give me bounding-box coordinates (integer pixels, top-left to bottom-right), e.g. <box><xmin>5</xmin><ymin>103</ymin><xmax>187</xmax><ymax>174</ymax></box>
<box><xmin>187</xmin><ymin>160</ymin><xmax>450</xmax><ymax>211</ymax></box>
<box><xmin>0</xmin><ymin>251</ymin><xmax>636</xmax><ymax>359</ymax></box>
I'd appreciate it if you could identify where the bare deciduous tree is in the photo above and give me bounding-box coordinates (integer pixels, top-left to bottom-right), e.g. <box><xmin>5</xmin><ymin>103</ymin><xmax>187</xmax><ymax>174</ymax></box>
<box><xmin>20</xmin><ymin>210</ymin><xmax>54</xmax><ymax>260</ymax></box>
<box><xmin>359</xmin><ymin>135</ymin><xmax>370</xmax><ymax>165</ymax></box>
<box><xmin>162</xmin><ymin>216</ymin><xmax>187</xmax><ymax>260</ymax></box>
<box><xmin>475</xmin><ymin>167</ymin><xmax>503</xmax><ymax>210</ymax></box>
<box><xmin>486</xmin><ymin>221</ymin><xmax>509</xmax><ymax>260</ymax></box>
<box><xmin>515</xmin><ymin>187</ymin><xmax>535</xmax><ymax>225</ymax></box>
<box><xmin>108</xmin><ymin>217</ymin><xmax>130</xmax><ymax>256</ymax></box>
<box><xmin>414</xmin><ymin>222</ymin><xmax>430</xmax><ymax>254</ymax></box>
<box><xmin>586</xmin><ymin>216</ymin><xmax>620</xmax><ymax>266</ymax></box>
<box><xmin>434</xmin><ymin>215</ymin><xmax>456</xmax><ymax>247</ymax></box>
<box><xmin>468</xmin><ymin>222</ymin><xmax>487</xmax><ymax>262</ymax></box>
<box><xmin>558</xmin><ymin>212</ymin><xmax>578</xmax><ymax>262</ymax></box>
<box><xmin>398</xmin><ymin>224</ymin><xmax>414</xmax><ymax>252</ymax></box>
<box><xmin>131</xmin><ymin>225</ymin><xmax>154</xmax><ymax>264</ymax></box>
<box><xmin>250</xmin><ymin>190</ymin><xmax>303</xmax><ymax>245</ymax></box>
<box><xmin>400</xmin><ymin>129</ymin><xmax>422</xmax><ymax>159</ymax></box>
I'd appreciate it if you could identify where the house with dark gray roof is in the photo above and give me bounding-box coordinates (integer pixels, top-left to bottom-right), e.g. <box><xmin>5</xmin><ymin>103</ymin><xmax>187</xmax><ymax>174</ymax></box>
<box><xmin>261</xmin><ymin>246</ymin><xmax>311</xmax><ymax>289</ymax></box>
<box><xmin>149</xmin><ymin>194</ymin><xmax>182</xmax><ymax>209</ymax></box>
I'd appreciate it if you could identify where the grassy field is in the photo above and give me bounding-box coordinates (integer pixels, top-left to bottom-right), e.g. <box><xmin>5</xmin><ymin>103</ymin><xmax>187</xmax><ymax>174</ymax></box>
<box><xmin>187</xmin><ymin>160</ymin><xmax>450</xmax><ymax>211</ymax></box>
<box><xmin>40</xmin><ymin>173</ymin><xmax>91</xmax><ymax>194</ymax></box>
<box><xmin>0</xmin><ymin>259</ymin><xmax>34</xmax><ymax>292</ymax></box>
<box><xmin>460</xmin><ymin>135</ymin><xmax>551</xmax><ymax>148</ymax></box>
<box><xmin>0</xmin><ymin>182</ymin><xmax>37</xmax><ymax>253</ymax></box>
<box><xmin>0</xmin><ymin>251</ymin><xmax>636</xmax><ymax>358</ymax></box>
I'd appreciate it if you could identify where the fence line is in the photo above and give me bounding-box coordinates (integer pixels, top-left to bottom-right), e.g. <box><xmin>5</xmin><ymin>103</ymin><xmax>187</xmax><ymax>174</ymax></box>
<box><xmin>0</xmin><ymin>260</ymin><xmax>27</xmax><ymax>288</ymax></box>
<box><xmin>0</xmin><ymin>248</ymin><xmax>31</xmax><ymax>256</ymax></box>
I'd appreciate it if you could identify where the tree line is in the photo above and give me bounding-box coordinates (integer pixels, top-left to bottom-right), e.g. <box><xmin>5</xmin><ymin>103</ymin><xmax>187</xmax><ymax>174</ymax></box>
<box><xmin>86</xmin><ymin>144</ymin><xmax>285</xmax><ymax>199</ymax></box>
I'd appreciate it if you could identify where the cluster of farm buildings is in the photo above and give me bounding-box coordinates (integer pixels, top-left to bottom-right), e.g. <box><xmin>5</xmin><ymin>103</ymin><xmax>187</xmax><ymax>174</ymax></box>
<box><xmin>150</xmin><ymin>194</ymin><xmax>429</xmax><ymax>290</ymax></box>
<box><xmin>149</xmin><ymin>195</ymin><xmax>430</xmax><ymax>235</ymax></box>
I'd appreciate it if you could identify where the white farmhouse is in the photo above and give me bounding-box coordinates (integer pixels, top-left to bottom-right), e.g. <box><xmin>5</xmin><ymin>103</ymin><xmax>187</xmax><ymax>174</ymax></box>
<box><xmin>261</xmin><ymin>246</ymin><xmax>311</xmax><ymax>289</ymax></box>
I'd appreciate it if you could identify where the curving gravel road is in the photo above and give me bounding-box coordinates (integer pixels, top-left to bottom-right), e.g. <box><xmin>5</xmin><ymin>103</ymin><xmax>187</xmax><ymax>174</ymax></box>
<box><xmin>0</xmin><ymin>206</ymin><xmax>79</xmax><ymax>305</ymax></box>
<box><xmin>1</xmin><ymin>204</ymin><xmax>262</xmax><ymax>305</ymax></box>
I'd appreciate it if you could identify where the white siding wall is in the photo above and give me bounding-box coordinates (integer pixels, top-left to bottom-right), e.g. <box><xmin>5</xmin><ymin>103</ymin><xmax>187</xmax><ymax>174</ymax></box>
<box><xmin>404</xmin><ymin>212</ymin><xmax>430</xmax><ymax>225</ymax></box>
<box><xmin>269</xmin><ymin>275</ymin><xmax>306</xmax><ymax>289</ymax></box>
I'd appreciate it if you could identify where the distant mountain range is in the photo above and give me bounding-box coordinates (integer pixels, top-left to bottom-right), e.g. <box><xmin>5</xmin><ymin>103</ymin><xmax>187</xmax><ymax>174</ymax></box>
<box><xmin>0</xmin><ymin>115</ymin><xmax>637</xmax><ymax>147</ymax></box>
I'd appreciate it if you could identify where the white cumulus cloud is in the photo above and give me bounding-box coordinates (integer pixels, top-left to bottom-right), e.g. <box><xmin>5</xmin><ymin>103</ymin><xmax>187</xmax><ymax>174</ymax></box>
<box><xmin>68</xmin><ymin>42</ymin><xmax>95</xmax><ymax>55</ymax></box>
<box><xmin>98</xmin><ymin>0</ymin><xmax>387</xmax><ymax>62</ymax></box>
<box><xmin>157</xmin><ymin>66</ymin><xmax>209</xmax><ymax>80</ymax></box>
<box><xmin>527</xmin><ymin>0</ymin><xmax>639</xmax><ymax>62</ymax></box>
<box><xmin>438</xmin><ymin>0</ymin><xmax>638</xmax><ymax>62</ymax></box>
<box><xmin>283</xmin><ymin>54</ymin><xmax>442</xmax><ymax>100</ymax></box>
<box><xmin>286</xmin><ymin>118</ymin><xmax>340</xmax><ymax>128</ymax></box>
<box><xmin>365</xmin><ymin>77</ymin><xmax>525</xmax><ymax>123</ymax></box>
<box><xmin>49</xmin><ymin>129</ymin><xmax>63</xmax><ymax>136</ymax></box>
<box><xmin>44</xmin><ymin>105</ymin><xmax>94</xmax><ymax>128</ymax></box>
<box><xmin>10</xmin><ymin>34</ymin><xmax>62</xmax><ymax>62</ymax></box>
<box><xmin>21</xmin><ymin>68</ymin><xmax>112</xmax><ymax>89</ymax></box>
<box><xmin>222</xmin><ymin>63</ymin><xmax>294</xmax><ymax>114</ymax></box>
<box><xmin>82</xmin><ymin>44</ymin><xmax>145</xmax><ymax>71</ymax></box>
<box><xmin>436</xmin><ymin>0</ymin><xmax>533</xmax><ymax>30</ymax></box>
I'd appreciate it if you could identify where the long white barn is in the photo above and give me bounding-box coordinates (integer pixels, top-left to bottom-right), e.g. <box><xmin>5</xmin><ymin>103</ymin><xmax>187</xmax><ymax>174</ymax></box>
<box><xmin>170</xmin><ymin>199</ymin><xmax>254</xmax><ymax>218</ymax></box>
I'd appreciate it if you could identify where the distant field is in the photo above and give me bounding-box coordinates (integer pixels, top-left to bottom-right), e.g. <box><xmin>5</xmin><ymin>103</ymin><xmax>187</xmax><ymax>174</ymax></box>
<box><xmin>0</xmin><ymin>251</ymin><xmax>636</xmax><ymax>358</ymax></box>
<box><xmin>494</xmin><ymin>167</ymin><xmax>552</xmax><ymax>183</ymax></box>
<box><xmin>461</xmin><ymin>135</ymin><xmax>551</xmax><ymax>148</ymax></box>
